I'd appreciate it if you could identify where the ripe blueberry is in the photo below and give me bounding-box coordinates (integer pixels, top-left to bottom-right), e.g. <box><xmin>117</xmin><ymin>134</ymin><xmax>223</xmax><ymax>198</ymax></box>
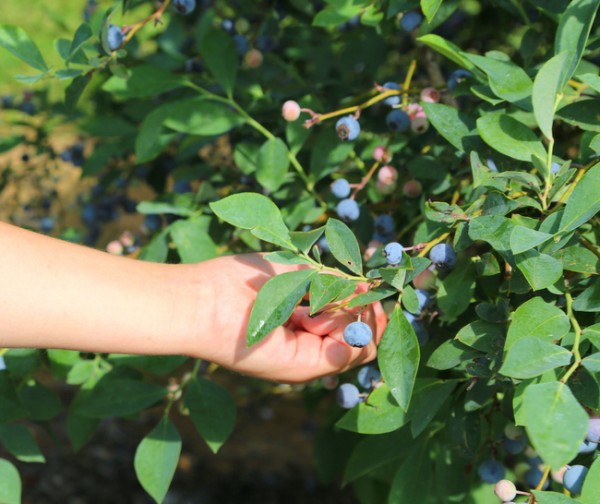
<box><xmin>447</xmin><ymin>69</ymin><xmax>472</xmax><ymax>90</ymax></box>
<box><xmin>336</xmin><ymin>198</ymin><xmax>360</xmax><ymax>221</ymax></box>
<box><xmin>357</xmin><ymin>365</ymin><xmax>381</xmax><ymax>390</ymax></box>
<box><xmin>563</xmin><ymin>465</ymin><xmax>588</xmax><ymax>495</ymax></box>
<box><xmin>579</xmin><ymin>439</ymin><xmax>597</xmax><ymax>454</ymax></box>
<box><xmin>331</xmin><ymin>178</ymin><xmax>351</xmax><ymax>199</ymax></box>
<box><xmin>477</xmin><ymin>459</ymin><xmax>505</xmax><ymax>484</ymax></box>
<box><xmin>587</xmin><ymin>416</ymin><xmax>600</xmax><ymax>442</ymax></box>
<box><xmin>382</xmin><ymin>82</ymin><xmax>401</xmax><ymax>107</ymax></box>
<box><xmin>400</xmin><ymin>11</ymin><xmax>423</xmax><ymax>31</ymax></box>
<box><xmin>429</xmin><ymin>243</ymin><xmax>457</xmax><ymax>269</ymax></box>
<box><xmin>106</xmin><ymin>24</ymin><xmax>124</xmax><ymax>51</ymax></box>
<box><xmin>383</xmin><ymin>242</ymin><xmax>403</xmax><ymax>265</ymax></box>
<box><xmin>172</xmin><ymin>0</ymin><xmax>196</xmax><ymax>15</ymax></box>
<box><xmin>343</xmin><ymin>321</ymin><xmax>373</xmax><ymax>348</ymax></box>
<box><xmin>386</xmin><ymin>109</ymin><xmax>410</xmax><ymax>133</ymax></box>
<box><xmin>336</xmin><ymin>115</ymin><xmax>360</xmax><ymax>141</ymax></box>
<box><xmin>336</xmin><ymin>383</ymin><xmax>361</xmax><ymax>409</ymax></box>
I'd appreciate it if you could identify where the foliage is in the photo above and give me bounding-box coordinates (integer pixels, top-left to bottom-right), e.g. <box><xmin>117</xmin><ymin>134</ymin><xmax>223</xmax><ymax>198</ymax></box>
<box><xmin>1</xmin><ymin>0</ymin><xmax>600</xmax><ymax>502</ymax></box>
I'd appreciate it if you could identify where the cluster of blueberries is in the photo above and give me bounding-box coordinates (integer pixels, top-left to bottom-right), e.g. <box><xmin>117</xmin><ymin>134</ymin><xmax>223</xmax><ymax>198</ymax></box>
<box><xmin>1</xmin><ymin>91</ymin><xmax>37</xmax><ymax>116</ymax></box>
<box><xmin>478</xmin><ymin>418</ymin><xmax>600</xmax><ymax>501</ymax></box>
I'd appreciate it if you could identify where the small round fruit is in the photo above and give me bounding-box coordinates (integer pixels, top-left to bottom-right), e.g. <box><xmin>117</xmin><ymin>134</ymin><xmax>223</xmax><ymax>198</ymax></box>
<box><xmin>331</xmin><ymin>178</ymin><xmax>351</xmax><ymax>199</ymax></box>
<box><xmin>447</xmin><ymin>69</ymin><xmax>472</xmax><ymax>90</ymax></box>
<box><xmin>477</xmin><ymin>459</ymin><xmax>505</xmax><ymax>484</ymax></box>
<box><xmin>386</xmin><ymin>109</ymin><xmax>410</xmax><ymax>133</ymax></box>
<box><xmin>244</xmin><ymin>48</ymin><xmax>263</xmax><ymax>68</ymax></box>
<box><xmin>493</xmin><ymin>480</ymin><xmax>516</xmax><ymax>502</ymax></box>
<box><xmin>172</xmin><ymin>0</ymin><xmax>196</xmax><ymax>15</ymax></box>
<box><xmin>383</xmin><ymin>242</ymin><xmax>404</xmax><ymax>265</ymax></box>
<box><xmin>410</xmin><ymin>116</ymin><xmax>429</xmax><ymax>134</ymax></box>
<box><xmin>429</xmin><ymin>243</ymin><xmax>457</xmax><ymax>269</ymax></box>
<box><xmin>382</xmin><ymin>82</ymin><xmax>401</xmax><ymax>107</ymax></box>
<box><xmin>373</xmin><ymin>145</ymin><xmax>391</xmax><ymax>163</ymax></box>
<box><xmin>420</xmin><ymin>87</ymin><xmax>441</xmax><ymax>103</ymax></box>
<box><xmin>106</xmin><ymin>24</ymin><xmax>124</xmax><ymax>51</ymax></box>
<box><xmin>336</xmin><ymin>383</ymin><xmax>361</xmax><ymax>409</ymax></box>
<box><xmin>501</xmin><ymin>436</ymin><xmax>526</xmax><ymax>455</ymax></box>
<box><xmin>504</xmin><ymin>423</ymin><xmax>525</xmax><ymax>440</ymax></box>
<box><xmin>357</xmin><ymin>365</ymin><xmax>381</xmax><ymax>390</ymax></box>
<box><xmin>587</xmin><ymin>416</ymin><xmax>600</xmax><ymax>442</ymax></box>
<box><xmin>525</xmin><ymin>466</ymin><xmax>549</xmax><ymax>490</ymax></box>
<box><xmin>579</xmin><ymin>439</ymin><xmax>598</xmax><ymax>454</ymax></box>
<box><xmin>282</xmin><ymin>100</ymin><xmax>301</xmax><ymax>121</ymax></box>
<box><xmin>336</xmin><ymin>115</ymin><xmax>361</xmax><ymax>141</ymax></box>
<box><xmin>106</xmin><ymin>240</ymin><xmax>124</xmax><ymax>255</ymax></box>
<box><xmin>374</xmin><ymin>214</ymin><xmax>395</xmax><ymax>237</ymax></box>
<box><xmin>402</xmin><ymin>179</ymin><xmax>422</xmax><ymax>198</ymax></box>
<box><xmin>336</xmin><ymin>198</ymin><xmax>360</xmax><ymax>221</ymax></box>
<box><xmin>377</xmin><ymin>165</ymin><xmax>398</xmax><ymax>186</ymax></box>
<box><xmin>343</xmin><ymin>321</ymin><xmax>373</xmax><ymax>348</ymax></box>
<box><xmin>400</xmin><ymin>11</ymin><xmax>423</xmax><ymax>31</ymax></box>
<box><xmin>563</xmin><ymin>465</ymin><xmax>588</xmax><ymax>495</ymax></box>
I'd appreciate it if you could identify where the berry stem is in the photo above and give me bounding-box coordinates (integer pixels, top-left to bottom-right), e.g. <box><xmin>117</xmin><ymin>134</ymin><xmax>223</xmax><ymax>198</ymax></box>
<box><xmin>350</xmin><ymin>161</ymin><xmax>380</xmax><ymax>199</ymax></box>
<box><xmin>560</xmin><ymin>291</ymin><xmax>583</xmax><ymax>384</ymax></box>
<box><xmin>122</xmin><ymin>0</ymin><xmax>172</xmax><ymax>47</ymax></box>
<box><xmin>417</xmin><ymin>232</ymin><xmax>451</xmax><ymax>258</ymax></box>
<box><xmin>535</xmin><ymin>465</ymin><xmax>551</xmax><ymax>491</ymax></box>
<box><xmin>401</xmin><ymin>59</ymin><xmax>417</xmax><ymax>109</ymax></box>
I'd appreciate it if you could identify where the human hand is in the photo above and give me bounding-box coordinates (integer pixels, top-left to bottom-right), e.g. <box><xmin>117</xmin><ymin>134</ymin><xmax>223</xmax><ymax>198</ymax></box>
<box><xmin>189</xmin><ymin>253</ymin><xmax>387</xmax><ymax>383</ymax></box>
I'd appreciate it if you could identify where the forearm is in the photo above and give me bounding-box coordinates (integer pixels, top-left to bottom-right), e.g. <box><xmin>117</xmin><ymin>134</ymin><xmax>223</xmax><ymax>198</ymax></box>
<box><xmin>0</xmin><ymin>222</ymin><xmax>205</xmax><ymax>356</ymax></box>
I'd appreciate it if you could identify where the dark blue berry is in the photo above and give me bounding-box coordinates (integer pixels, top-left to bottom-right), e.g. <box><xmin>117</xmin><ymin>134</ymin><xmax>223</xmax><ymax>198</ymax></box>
<box><xmin>107</xmin><ymin>24</ymin><xmax>124</xmax><ymax>51</ymax></box>
<box><xmin>400</xmin><ymin>11</ymin><xmax>423</xmax><ymax>31</ymax></box>
<box><xmin>477</xmin><ymin>459</ymin><xmax>505</xmax><ymax>484</ymax></box>
<box><xmin>386</xmin><ymin>109</ymin><xmax>410</xmax><ymax>133</ymax></box>
<box><xmin>447</xmin><ymin>69</ymin><xmax>472</xmax><ymax>91</ymax></box>
<box><xmin>172</xmin><ymin>0</ymin><xmax>196</xmax><ymax>15</ymax></box>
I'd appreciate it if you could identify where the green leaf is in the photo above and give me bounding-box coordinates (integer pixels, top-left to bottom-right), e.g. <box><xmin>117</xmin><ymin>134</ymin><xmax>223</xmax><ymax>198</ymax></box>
<box><xmin>456</xmin><ymin>320</ymin><xmax>504</xmax><ymax>352</ymax></box>
<box><xmin>573</xmin><ymin>280</ymin><xmax>600</xmax><ymax>312</ymax></box>
<box><xmin>521</xmin><ymin>381</ymin><xmax>588</xmax><ymax>469</ymax></box>
<box><xmin>555</xmin><ymin>246</ymin><xmax>600</xmax><ymax>275</ymax></box>
<box><xmin>465</xmin><ymin>53</ymin><xmax>532</xmax><ymax>107</ymax></box>
<box><xmin>0</xmin><ymin>424</ymin><xmax>45</xmax><ymax>463</ymax></box>
<box><xmin>343</xmin><ymin>428</ymin><xmax>410</xmax><ymax>485</ymax></box>
<box><xmin>421</xmin><ymin>103</ymin><xmax>481</xmax><ymax>152</ymax></box>
<box><xmin>184</xmin><ymin>378</ymin><xmax>236</xmax><ymax>453</ymax></box>
<box><xmin>210</xmin><ymin>193</ymin><xmax>295</xmax><ymax>250</ymax></box>
<box><xmin>500</xmin><ymin>337</ymin><xmax>572</xmax><ymax>379</ymax></box>
<box><xmin>313</xmin><ymin>5</ymin><xmax>363</xmax><ymax>27</ymax></box>
<box><xmin>264</xmin><ymin>251</ymin><xmax>314</xmax><ymax>266</ymax></box>
<box><xmin>554</xmin><ymin>0</ymin><xmax>600</xmax><ymax>83</ymax></box>
<box><xmin>336</xmin><ymin>384</ymin><xmax>409</xmax><ymax>434</ymax></box>
<box><xmin>421</xmin><ymin>0</ymin><xmax>443</xmax><ymax>22</ymax></box>
<box><xmin>388</xmin><ymin>442</ymin><xmax>431</xmax><ymax>503</ymax></box>
<box><xmin>510</xmin><ymin>226</ymin><xmax>553</xmax><ymax>254</ymax></box>
<box><xmin>18</xmin><ymin>382</ymin><xmax>62</xmax><ymax>421</ymax></box>
<box><xmin>246</xmin><ymin>269</ymin><xmax>316</xmax><ymax>346</ymax></box>
<box><xmin>0</xmin><ymin>25</ymin><xmax>48</xmax><ymax>71</ymax></box>
<box><xmin>427</xmin><ymin>339</ymin><xmax>480</xmax><ymax>370</ymax></box>
<box><xmin>200</xmin><ymin>28</ymin><xmax>237</xmax><ymax>96</ymax></box>
<box><xmin>581</xmin><ymin>455</ymin><xmax>600</xmax><ymax>504</ymax></box>
<box><xmin>0</xmin><ymin>458</ymin><xmax>21</xmax><ymax>504</ymax></box>
<box><xmin>290</xmin><ymin>227</ymin><xmax>324</xmax><ymax>254</ymax></box>
<box><xmin>505</xmin><ymin>297</ymin><xmax>570</xmax><ymax>352</ymax></box>
<box><xmin>169</xmin><ymin>218</ymin><xmax>219</xmax><ymax>263</ymax></box>
<box><xmin>134</xmin><ymin>418</ymin><xmax>181</xmax><ymax>504</ymax></box>
<box><xmin>164</xmin><ymin>98</ymin><xmax>245</xmax><ymax>136</ymax></box>
<box><xmin>135</xmin><ymin>105</ymin><xmax>173</xmax><ymax>163</ymax></box>
<box><xmin>68</xmin><ymin>23</ymin><xmax>93</xmax><ymax>62</ymax></box>
<box><xmin>417</xmin><ymin>34</ymin><xmax>481</xmax><ymax>75</ymax></box>
<box><xmin>556</xmin><ymin>99</ymin><xmax>600</xmax><ymax>132</ymax></box>
<box><xmin>533</xmin><ymin>51</ymin><xmax>572</xmax><ymax>140</ymax></box>
<box><xmin>477</xmin><ymin>113</ymin><xmax>547</xmax><ymax>162</ymax></box>
<box><xmin>436</xmin><ymin>260</ymin><xmax>476</xmax><ymax>321</ymax></box>
<box><xmin>325</xmin><ymin>218</ymin><xmax>363</xmax><ymax>275</ymax></box>
<box><xmin>532</xmin><ymin>491</ymin><xmax>584</xmax><ymax>504</ymax></box>
<box><xmin>378</xmin><ymin>306</ymin><xmax>420</xmax><ymax>411</ymax></box>
<box><xmin>347</xmin><ymin>286</ymin><xmax>397</xmax><ymax>308</ymax></box>
<box><xmin>559</xmin><ymin>164</ymin><xmax>600</xmax><ymax>233</ymax></box>
<box><xmin>582</xmin><ymin>353</ymin><xmax>600</xmax><ymax>373</ymax></box>
<box><xmin>102</xmin><ymin>65</ymin><xmax>187</xmax><ymax>99</ymax></box>
<box><xmin>515</xmin><ymin>249</ymin><xmax>563</xmax><ymax>291</ymax></box>
<box><xmin>309</xmin><ymin>274</ymin><xmax>357</xmax><ymax>315</ymax></box>
<box><xmin>409</xmin><ymin>380</ymin><xmax>457</xmax><ymax>437</ymax></box>
<box><xmin>256</xmin><ymin>138</ymin><xmax>290</xmax><ymax>193</ymax></box>
<box><xmin>74</xmin><ymin>378</ymin><xmax>167</xmax><ymax>418</ymax></box>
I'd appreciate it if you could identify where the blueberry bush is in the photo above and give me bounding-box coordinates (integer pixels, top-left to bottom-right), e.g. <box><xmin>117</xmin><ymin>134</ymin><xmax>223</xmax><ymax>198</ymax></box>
<box><xmin>1</xmin><ymin>0</ymin><xmax>600</xmax><ymax>503</ymax></box>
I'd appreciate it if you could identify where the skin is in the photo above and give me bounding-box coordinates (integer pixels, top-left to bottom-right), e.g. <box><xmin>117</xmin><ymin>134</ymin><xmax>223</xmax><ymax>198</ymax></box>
<box><xmin>0</xmin><ymin>221</ymin><xmax>386</xmax><ymax>383</ymax></box>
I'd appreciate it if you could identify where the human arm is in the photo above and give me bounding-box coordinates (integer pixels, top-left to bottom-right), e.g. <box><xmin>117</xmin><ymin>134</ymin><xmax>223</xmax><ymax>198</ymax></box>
<box><xmin>0</xmin><ymin>222</ymin><xmax>386</xmax><ymax>383</ymax></box>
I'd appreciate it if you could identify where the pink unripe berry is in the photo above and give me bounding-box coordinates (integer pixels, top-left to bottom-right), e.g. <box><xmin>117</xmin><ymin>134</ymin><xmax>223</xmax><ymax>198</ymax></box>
<box><xmin>244</xmin><ymin>48</ymin><xmax>263</xmax><ymax>68</ymax></box>
<box><xmin>420</xmin><ymin>87</ymin><xmax>440</xmax><ymax>103</ymax></box>
<box><xmin>373</xmin><ymin>145</ymin><xmax>391</xmax><ymax>163</ymax></box>
<box><xmin>119</xmin><ymin>230</ymin><xmax>136</xmax><ymax>248</ymax></box>
<box><xmin>377</xmin><ymin>165</ymin><xmax>398</xmax><ymax>186</ymax></box>
<box><xmin>106</xmin><ymin>240</ymin><xmax>124</xmax><ymax>255</ymax></box>
<box><xmin>493</xmin><ymin>480</ymin><xmax>517</xmax><ymax>502</ymax></box>
<box><xmin>413</xmin><ymin>269</ymin><xmax>436</xmax><ymax>290</ymax></box>
<box><xmin>321</xmin><ymin>375</ymin><xmax>339</xmax><ymax>390</ymax></box>
<box><xmin>407</xmin><ymin>103</ymin><xmax>426</xmax><ymax>119</ymax></box>
<box><xmin>551</xmin><ymin>466</ymin><xmax>568</xmax><ymax>484</ymax></box>
<box><xmin>282</xmin><ymin>100</ymin><xmax>301</xmax><ymax>122</ymax></box>
<box><xmin>402</xmin><ymin>179</ymin><xmax>423</xmax><ymax>198</ymax></box>
<box><xmin>411</xmin><ymin>116</ymin><xmax>429</xmax><ymax>134</ymax></box>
